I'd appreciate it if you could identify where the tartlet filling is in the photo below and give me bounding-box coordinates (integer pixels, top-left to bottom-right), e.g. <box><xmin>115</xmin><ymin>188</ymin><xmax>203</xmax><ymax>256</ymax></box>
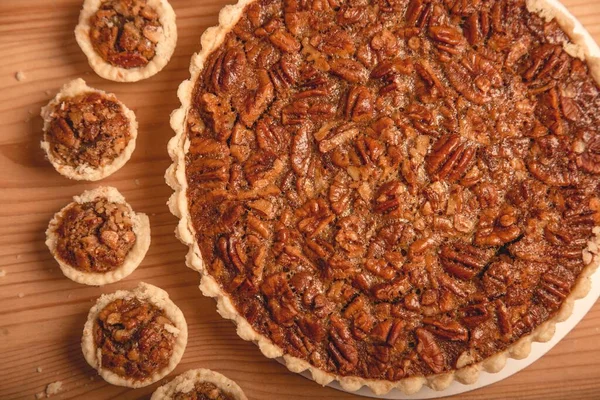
<box><xmin>184</xmin><ymin>0</ymin><xmax>600</xmax><ymax>380</ymax></box>
<box><xmin>45</xmin><ymin>92</ymin><xmax>131</xmax><ymax>168</ymax></box>
<box><xmin>94</xmin><ymin>297</ymin><xmax>176</xmax><ymax>379</ymax></box>
<box><xmin>89</xmin><ymin>0</ymin><xmax>163</xmax><ymax>68</ymax></box>
<box><xmin>173</xmin><ymin>382</ymin><xmax>235</xmax><ymax>400</ymax></box>
<box><xmin>55</xmin><ymin>198</ymin><xmax>136</xmax><ymax>273</ymax></box>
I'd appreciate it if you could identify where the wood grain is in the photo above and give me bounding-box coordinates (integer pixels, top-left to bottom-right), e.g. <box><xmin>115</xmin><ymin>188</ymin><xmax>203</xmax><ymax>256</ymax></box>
<box><xmin>1</xmin><ymin>1</ymin><xmax>599</xmax><ymax>399</ymax></box>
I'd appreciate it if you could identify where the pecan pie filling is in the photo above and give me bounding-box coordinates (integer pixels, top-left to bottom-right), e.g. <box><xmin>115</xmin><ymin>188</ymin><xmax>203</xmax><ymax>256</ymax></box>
<box><xmin>185</xmin><ymin>0</ymin><xmax>600</xmax><ymax>379</ymax></box>
<box><xmin>94</xmin><ymin>297</ymin><xmax>176</xmax><ymax>379</ymax></box>
<box><xmin>55</xmin><ymin>198</ymin><xmax>136</xmax><ymax>273</ymax></box>
<box><xmin>173</xmin><ymin>382</ymin><xmax>235</xmax><ymax>400</ymax></box>
<box><xmin>45</xmin><ymin>92</ymin><xmax>131</xmax><ymax>168</ymax></box>
<box><xmin>89</xmin><ymin>0</ymin><xmax>162</xmax><ymax>68</ymax></box>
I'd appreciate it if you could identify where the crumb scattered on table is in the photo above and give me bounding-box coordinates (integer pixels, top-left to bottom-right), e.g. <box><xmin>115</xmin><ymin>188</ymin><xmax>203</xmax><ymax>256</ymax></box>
<box><xmin>36</xmin><ymin>367</ymin><xmax>43</xmax><ymax>373</ymax></box>
<box><xmin>35</xmin><ymin>392</ymin><xmax>45</xmax><ymax>399</ymax></box>
<box><xmin>0</xmin><ymin>270</ymin><xmax>6</xmax><ymax>277</ymax></box>
<box><xmin>45</xmin><ymin>381</ymin><xmax>62</xmax><ymax>397</ymax></box>
<box><xmin>18</xmin><ymin>293</ymin><xmax>25</xmax><ymax>298</ymax></box>
<box><xmin>15</xmin><ymin>71</ymin><xmax>26</xmax><ymax>81</ymax></box>
<box><xmin>134</xmin><ymin>179</ymin><xmax>141</xmax><ymax>186</ymax></box>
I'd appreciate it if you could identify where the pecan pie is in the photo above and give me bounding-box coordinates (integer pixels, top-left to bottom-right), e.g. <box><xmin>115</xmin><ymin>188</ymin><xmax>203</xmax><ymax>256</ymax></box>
<box><xmin>152</xmin><ymin>369</ymin><xmax>248</xmax><ymax>400</ymax></box>
<box><xmin>46</xmin><ymin>186</ymin><xmax>150</xmax><ymax>286</ymax></box>
<box><xmin>41</xmin><ymin>79</ymin><xmax>138</xmax><ymax>181</ymax></box>
<box><xmin>82</xmin><ymin>282</ymin><xmax>188</xmax><ymax>387</ymax></box>
<box><xmin>75</xmin><ymin>0</ymin><xmax>177</xmax><ymax>82</ymax></box>
<box><xmin>168</xmin><ymin>0</ymin><xmax>600</xmax><ymax>394</ymax></box>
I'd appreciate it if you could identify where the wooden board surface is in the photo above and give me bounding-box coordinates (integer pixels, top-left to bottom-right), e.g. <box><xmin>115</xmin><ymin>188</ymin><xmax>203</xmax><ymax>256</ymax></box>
<box><xmin>1</xmin><ymin>0</ymin><xmax>600</xmax><ymax>399</ymax></box>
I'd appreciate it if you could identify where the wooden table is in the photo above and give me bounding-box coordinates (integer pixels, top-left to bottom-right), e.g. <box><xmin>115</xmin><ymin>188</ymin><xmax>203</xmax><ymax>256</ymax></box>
<box><xmin>1</xmin><ymin>0</ymin><xmax>599</xmax><ymax>399</ymax></box>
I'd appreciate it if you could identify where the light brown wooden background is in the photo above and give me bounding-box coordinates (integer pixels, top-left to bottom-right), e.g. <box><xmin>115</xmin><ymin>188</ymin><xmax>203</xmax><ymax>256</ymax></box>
<box><xmin>1</xmin><ymin>0</ymin><xmax>599</xmax><ymax>399</ymax></box>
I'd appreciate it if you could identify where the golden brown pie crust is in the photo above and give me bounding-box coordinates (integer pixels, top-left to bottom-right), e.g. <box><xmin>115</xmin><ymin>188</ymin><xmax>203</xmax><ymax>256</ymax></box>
<box><xmin>167</xmin><ymin>0</ymin><xmax>600</xmax><ymax>394</ymax></box>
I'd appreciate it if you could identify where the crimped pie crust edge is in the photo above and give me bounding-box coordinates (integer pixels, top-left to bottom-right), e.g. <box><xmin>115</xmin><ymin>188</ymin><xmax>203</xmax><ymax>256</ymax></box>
<box><xmin>45</xmin><ymin>186</ymin><xmax>151</xmax><ymax>286</ymax></box>
<box><xmin>151</xmin><ymin>368</ymin><xmax>248</xmax><ymax>400</ymax></box>
<box><xmin>40</xmin><ymin>78</ymin><xmax>138</xmax><ymax>181</ymax></box>
<box><xmin>74</xmin><ymin>0</ymin><xmax>178</xmax><ymax>83</ymax></box>
<box><xmin>81</xmin><ymin>282</ymin><xmax>188</xmax><ymax>388</ymax></box>
<box><xmin>166</xmin><ymin>0</ymin><xmax>600</xmax><ymax>395</ymax></box>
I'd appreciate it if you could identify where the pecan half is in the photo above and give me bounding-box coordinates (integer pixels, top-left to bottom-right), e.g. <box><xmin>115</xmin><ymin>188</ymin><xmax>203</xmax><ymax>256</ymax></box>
<box><xmin>269</xmin><ymin>29</ymin><xmax>301</xmax><ymax>53</ymax></box>
<box><xmin>440</xmin><ymin>242</ymin><xmax>494</xmax><ymax>280</ymax></box>
<box><xmin>329</xmin><ymin>58</ymin><xmax>369</xmax><ymax>84</ymax></box>
<box><xmin>238</xmin><ymin>69</ymin><xmax>274</xmax><ymax>127</ymax></box>
<box><xmin>317</xmin><ymin>123</ymin><xmax>359</xmax><ymax>153</ymax></box>
<box><xmin>344</xmin><ymin>85</ymin><xmax>375</xmax><ymax>122</ymax></box>
<box><xmin>535</xmin><ymin>272</ymin><xmax>571</xmax><ymax>311</ymax></box>
<box><xmin>205</xmin><ymin>45</ymin><xmax>247</xmax><ymax>94</ymax></box>
<box><xmin>422</xmin><ymin>317</ymin><xmax>468</xmax><ymax>341</ymax></box>
<box><xmin>261</xmin><ymin>273</ymin><xmax>299</xmax><ymax>326</ymax></box>
<box><xmin>426</xmin><ymin>135</ymin><xmax>476</xmax><ymax>182</ymax></box>
<box><xmin>416</xmin><ymin>328</ymin><xmax>445</xmax><ymax>373</ymax></box>
<box><xmin>256</xmin><ymin>117</ymin><xmax>289</xmax><ymax>154</ymax></box>
<box><xmin>328</xmin><ymin>316</ymin><xmax>359</xmax><ymax>372</ymax></box>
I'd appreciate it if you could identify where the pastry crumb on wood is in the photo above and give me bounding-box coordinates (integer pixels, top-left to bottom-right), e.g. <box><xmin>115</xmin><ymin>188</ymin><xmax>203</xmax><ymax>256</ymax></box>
<box><xmin>35</xmin><ymin>381</ymin><xmax>62</xmax><ymax>398</ymax></box>
<box><xmin>15</xmin><ymin>71</ymin><xmax>26</xmax><ymax>81</ymax></box>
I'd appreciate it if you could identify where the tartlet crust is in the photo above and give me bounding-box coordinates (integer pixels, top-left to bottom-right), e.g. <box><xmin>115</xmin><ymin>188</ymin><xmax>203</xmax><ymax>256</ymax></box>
<box><xmin>151</xmin><ymin>368</ymin><xmax>248</xmax><ymax>400</ymax></box>
<box><xmin>46</xmin><ymin>186</ymin><xmax>150</xmax><ymax>286</ymax></box>
<box><xmin>81</xmin><ymin>282</ymin><xmax>188</xmax><ymax>388</ymax></box>
<box><xmin>40</xmin><ymin>78</ymin><xmax>138</xmax><ymax>181</ymax></box>
<box><xmin>75</xmin><ymin>0</ymin><xmax>177</xmax><ymax>82</ymax></box>
<box><xmin>166</xmin><ymin>0</ymin><xmax>600</xmax><ymax>395</ymax></box>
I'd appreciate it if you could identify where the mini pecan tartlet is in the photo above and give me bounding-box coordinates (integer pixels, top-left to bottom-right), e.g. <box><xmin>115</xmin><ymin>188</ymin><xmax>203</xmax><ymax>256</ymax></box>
<box><xmin>41</xmin><ymin>79</ymin><xmax>137</xmax><ymax>181</ymax></box>
<box><xmin>168</xmin><ymin>0</ymin><xmax>600</xmax><ymax>395</ymax></box>
<box><xmin>151</xmin><ymin>369</ymin><xmax>248</xmax><ymax>400</ymax></box>
<box><xmin>46</xmin><ymin>186</ymin><xmax>150</xmax><ymax>286</ymax></box>
<box><xmin>75</xmin><ymin>0</ymin><xmax>177</xmax><ymax>82</ymax></box>
<box><xmin>82</xmin><ymin>282</ymin><xmax>188</xmax><ymax>388</ymax></box>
